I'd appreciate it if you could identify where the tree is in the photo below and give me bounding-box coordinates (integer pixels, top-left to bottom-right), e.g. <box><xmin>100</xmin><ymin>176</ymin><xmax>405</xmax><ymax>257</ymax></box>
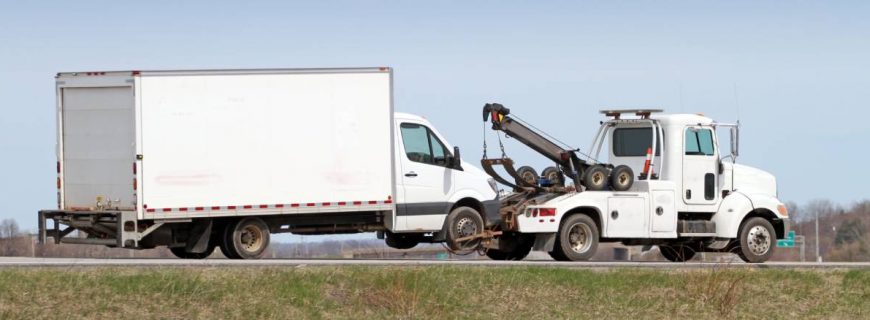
<box><xmin>0</xmin><ymin>219</ymin><xmax>20</xmax><ymax>239</ymax></box>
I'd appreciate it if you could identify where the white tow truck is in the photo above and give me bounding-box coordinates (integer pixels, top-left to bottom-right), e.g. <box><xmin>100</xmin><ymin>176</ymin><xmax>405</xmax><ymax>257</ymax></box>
<box><xmin>476</xmin><ymin>104</ymin><xmax>790</xmax><ymax>263</ymax></box>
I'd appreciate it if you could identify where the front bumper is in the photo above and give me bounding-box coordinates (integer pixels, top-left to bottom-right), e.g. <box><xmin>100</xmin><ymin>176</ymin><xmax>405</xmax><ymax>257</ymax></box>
<box><xmin>482</xmin><ymin>199</ymin><xmax>502</xmax><ymax>228</ymax></box>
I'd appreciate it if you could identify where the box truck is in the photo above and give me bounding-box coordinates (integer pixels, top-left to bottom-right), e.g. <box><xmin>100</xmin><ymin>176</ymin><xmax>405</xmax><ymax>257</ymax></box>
<box><xmin>39</xmin><ymin>68</ymin><xmax>499</xmax><ymax>259</ymax></box>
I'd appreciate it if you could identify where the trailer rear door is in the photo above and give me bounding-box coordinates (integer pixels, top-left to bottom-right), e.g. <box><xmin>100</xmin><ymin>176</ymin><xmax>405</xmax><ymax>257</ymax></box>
<box><xmin>61</xmin><ymin>86</ymin><xmax>136</xmax><ymax>209</ymax></box>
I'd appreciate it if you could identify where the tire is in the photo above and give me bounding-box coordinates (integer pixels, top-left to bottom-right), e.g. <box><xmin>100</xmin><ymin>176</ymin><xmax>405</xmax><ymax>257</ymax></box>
<box><xmin>515</xmin><ymin>165</ymin><xmax>539</xmax><ymax>187</ymax></box>
<box><xmin>552</xmin><ymin>214</ymin><xmax>599</xmax><ymax>261</ymax></box>
<box><xmin>541</xmin><ymin>166</ymin><xmax>564</xmax><ymax>187</ymax></box>
<box><xmin>582</xmin><ymin>165</ymin><xmax>609</xmax><ymax>191</ymax></box>
<box><xmin>169</xmin><ymin>244</ymin><xmax>216</xmax><ymax>259</ymax></box>
<box><xmin>659</xmin><ymin>245</ymin><xmax>696</xmax><ymax>262</ymax></box>
<box><xmin>385</xmin><ymin>233</ymin><xmax>422</xmax><ymax>250</ymax></box>
<box><xmin>226</xmin><ymin>217</ymin><xmax>271</xmax><ymax>259</ymax></box>
<box><xmin>219</xmin><ymin>222</ymin><xmax>241</xmax><ymax>259</ymax></box>
<box><xmin>609</xmin><ymin>165</ymin><xmax>634</xmax><ymax>191</ymax></box>
<box><xmin>485</xmin><ymin>234</ymin><xmax>534</xmax><ymax>261</ymax></box>
<box><xmin>737</xmin><ymin>217</ymin><xmax>776</xmax><ymax>263</ymax></box>
<box><xmin>444</xmin><ymin>206</ymin><xmax>484</xmax><ymax>252</ymax></box>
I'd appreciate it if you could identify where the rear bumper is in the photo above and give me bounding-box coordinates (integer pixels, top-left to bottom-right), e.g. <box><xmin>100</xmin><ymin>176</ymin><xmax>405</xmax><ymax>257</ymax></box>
<box><xmin>38</xmin><ymin>210</ymin><xmax>135</xmax><ymax>247</ymax></box>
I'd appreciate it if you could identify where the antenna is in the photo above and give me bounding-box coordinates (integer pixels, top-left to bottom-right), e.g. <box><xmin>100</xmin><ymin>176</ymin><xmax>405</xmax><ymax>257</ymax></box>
<box><xmin>732</xmin><ymin>83</ymin><xmax>741</xmax><ymax>122</ymax></box>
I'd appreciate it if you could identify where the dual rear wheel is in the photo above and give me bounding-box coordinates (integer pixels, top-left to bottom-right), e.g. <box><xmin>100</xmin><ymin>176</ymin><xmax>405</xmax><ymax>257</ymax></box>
<box><xmin>170</xmin><ymin>217</ymin><xmax>271</xmax><ymax>260</ymax></box>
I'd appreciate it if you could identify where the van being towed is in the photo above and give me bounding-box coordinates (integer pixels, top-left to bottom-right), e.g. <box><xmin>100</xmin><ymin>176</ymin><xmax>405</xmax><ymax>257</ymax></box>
<box><xmin>39</xmin><ymin>68</ymin><xmax>498</xmax><ymax>259</ymax></box>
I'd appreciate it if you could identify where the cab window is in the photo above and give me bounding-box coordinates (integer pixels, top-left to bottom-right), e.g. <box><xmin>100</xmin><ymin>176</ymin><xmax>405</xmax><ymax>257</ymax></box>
<box><xmin>685</xmin><ymin>128</ymin><xmax>715</xmax><ymax>156</ymax></box>
<box><xmin>400</xmin><ymin>123</ymin><xmax>451</xmax><ymax>166</ymax></box>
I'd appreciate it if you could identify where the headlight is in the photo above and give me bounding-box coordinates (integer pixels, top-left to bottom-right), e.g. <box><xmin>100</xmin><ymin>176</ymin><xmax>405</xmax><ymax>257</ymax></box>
<box><xmin>487</xmin><ymin>178</ymin><xmax>498</xmax><ymax>193</ymax></box>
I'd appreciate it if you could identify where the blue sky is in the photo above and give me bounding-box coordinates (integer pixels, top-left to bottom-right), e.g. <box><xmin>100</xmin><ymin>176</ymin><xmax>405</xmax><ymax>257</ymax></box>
<box><xmin>1</xmin><ymin>1</ymin><xmax>869</xmax><ymax>233</ymax></box>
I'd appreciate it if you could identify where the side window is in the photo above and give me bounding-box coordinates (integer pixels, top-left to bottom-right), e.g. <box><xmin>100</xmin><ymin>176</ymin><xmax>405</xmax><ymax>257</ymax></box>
<box><xmin>429</xmin><ymin>131</ymin><xmax>449</xmax><ymax>166</ymax></box>
<box><xmin>400</xmin><ymin>123</ymin><xmax>432</xmax><ymax>163</ymax></box>
<box><xmin>685</xmin><ymin>128</ymin><xmax>715</xmax><ymax>156</ymax></box>
<box><xmin>612</xmin><ymin>127</ymin><xmax>662</xmax><ymax>157</ymax></box>
<box><xmin>400</xmin><ymin>123</ymin><xmax>452</xmax><ymax>166</ymax></box>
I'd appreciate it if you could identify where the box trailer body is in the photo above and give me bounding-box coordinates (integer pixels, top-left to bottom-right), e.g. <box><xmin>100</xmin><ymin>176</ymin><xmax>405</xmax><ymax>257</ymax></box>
<box><xmin>41</xmin><ymin>68</ymin><xmax>499</xmax><ymax>258</ymax></box>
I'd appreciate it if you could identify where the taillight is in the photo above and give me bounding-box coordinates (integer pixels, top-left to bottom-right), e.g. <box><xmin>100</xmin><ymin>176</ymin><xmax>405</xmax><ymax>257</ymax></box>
<box><xmin>57</xmin><ymin>161</ymin><xmax>61</xmax><ymax>174</ymax></box>
<box><xmin>57</xmin><ymin>177</ymin><xmax>61</xmax><ymax>189</ymax></box>
<box><xmin>538</xmin><ymin>208</ymin><xmax>556</xmax><ymax>217</ymax></box>
<box><xmin>133</xmin><ymin>162</ymin><xmax>137</xmax><ymax>174</ymax></box>
<box><xmin>133</xmin><ymin>178</ymin><xmax>137</xmax><ymax>191</ymax></box>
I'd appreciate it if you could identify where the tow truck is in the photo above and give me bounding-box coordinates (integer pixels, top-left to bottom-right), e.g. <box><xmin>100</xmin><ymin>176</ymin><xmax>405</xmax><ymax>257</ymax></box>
<box><xmin>475</xmin><ymin>103</ymin><xmax>789</xmax><ymax>263</ymax></box>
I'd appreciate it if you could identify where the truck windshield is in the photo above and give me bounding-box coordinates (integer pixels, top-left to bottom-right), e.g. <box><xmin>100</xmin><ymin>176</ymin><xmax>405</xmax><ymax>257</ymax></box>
<box><xmin>612</xmin><ymin>127</ymin><xmax>662</xmax><ymax>157</ymax></box>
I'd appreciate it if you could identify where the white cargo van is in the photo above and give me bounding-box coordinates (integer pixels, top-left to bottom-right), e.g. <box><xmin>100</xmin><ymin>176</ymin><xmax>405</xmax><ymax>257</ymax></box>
<box><xmin>39</xmin><ymin>68</ymin><xmax>499</xmax><ymax>259</ymax></box>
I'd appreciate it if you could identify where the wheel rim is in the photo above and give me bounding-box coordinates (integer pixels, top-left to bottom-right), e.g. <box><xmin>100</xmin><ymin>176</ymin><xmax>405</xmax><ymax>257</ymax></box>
<box><xmin>522</xmin><ymin>172</ymin><xmax>536</xmax><ymax>185</ymax></box>
<box><xmin>592</xmin><ymin>172</ymin><xmax>604</xmax><ymax>185</ymax></box>
<box><xmin>454</xmin><ymin>217</ymin><xmax>480</xmax><ymax>249</ymax></box>
<box><xmin>239</xmin><ymin>225</ymin><xmax>264</xmax><ymax>253</ymax></box>
<box><xmin>746</xmin><ymin>225</ymin><xmax>771</xmax><ymax>256</ymax></box>
<box><xmin>567</xmin><ymin>223</ymin><xmax>593</xmax><ymax>253</ymax></box>
<box><xmin>617</xmin><ymin>172</ymin><xmax>629</xmax><ymax>186</ymax></box>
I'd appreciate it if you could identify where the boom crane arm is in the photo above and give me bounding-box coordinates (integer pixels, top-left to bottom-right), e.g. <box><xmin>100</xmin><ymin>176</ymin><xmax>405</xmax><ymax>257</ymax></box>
<box><xmin>482</xmin><ymin>103</ymin><xmax>589</xmax><ymax>190</ymax></box>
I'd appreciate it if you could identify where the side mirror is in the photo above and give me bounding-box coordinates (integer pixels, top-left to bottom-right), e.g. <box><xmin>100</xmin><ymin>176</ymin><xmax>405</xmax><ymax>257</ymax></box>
<box><xmin>451</xmin><ymin>146</ymin><xmax>463</xmax><ymax>171</ymax></box>
<box><xmin>730</xmin><ymin>127</ymin><xmax>739</xmax><ymax>158</ymax></box>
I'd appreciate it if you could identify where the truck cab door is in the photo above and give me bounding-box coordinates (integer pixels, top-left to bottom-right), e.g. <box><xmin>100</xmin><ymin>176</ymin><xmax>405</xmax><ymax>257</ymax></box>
<box><xmin>395</xmin><ymin>121</ymin><xmax>454</xmax><ymax>230</ymax></box>
<box><xmin>682</xmin><ymin>126</ymin><xmax>719</xmax><ymax>206</ymax></box>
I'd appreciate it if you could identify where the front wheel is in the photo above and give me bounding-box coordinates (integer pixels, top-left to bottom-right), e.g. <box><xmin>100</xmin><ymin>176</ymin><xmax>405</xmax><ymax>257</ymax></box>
<box><xmin>737</xmin><ymin>217</ymin><xmax>775</xmax><ymax>263</ymax></box>
<box><xmin>445</xmin><ymin>206</ymin><xmax>484</xmax><ymax>252</ymax></box>
<box><xmin>551</xmin><ymin>214</ymin><xmax>599</xmax><ymax>261</ymax></box>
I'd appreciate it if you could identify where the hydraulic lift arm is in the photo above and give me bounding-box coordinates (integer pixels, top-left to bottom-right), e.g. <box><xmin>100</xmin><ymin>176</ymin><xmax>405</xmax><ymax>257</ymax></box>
<box><xmin>482</xmin><ymin>103</ymin><xmax>589</xmax><ymax>190</ymax></box>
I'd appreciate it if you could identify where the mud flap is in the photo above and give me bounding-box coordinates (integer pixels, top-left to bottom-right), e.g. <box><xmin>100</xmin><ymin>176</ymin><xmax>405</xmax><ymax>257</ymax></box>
<box><xmin>185</xmin><ymin>220</ymin><xmax>213</xmax><ymax>253</ymax></box>
<box><xmin>533</xmin><ymin>233</ymin><xmax>556</xmax><ymax>252</ymax></box>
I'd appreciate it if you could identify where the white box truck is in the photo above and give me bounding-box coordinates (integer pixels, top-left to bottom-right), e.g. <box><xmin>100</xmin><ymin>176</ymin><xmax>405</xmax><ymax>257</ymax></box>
<box><xmin>39</xmin><ymin>68</ymin><xmax>499</xmax><ymax>259</ymax></box>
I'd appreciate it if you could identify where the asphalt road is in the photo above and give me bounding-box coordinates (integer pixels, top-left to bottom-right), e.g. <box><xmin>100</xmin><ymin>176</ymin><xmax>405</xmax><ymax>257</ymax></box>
<box><xmin>1</xmin><ymin>257</ymin><xmax>868</xmax><ymax>268</ymax></box>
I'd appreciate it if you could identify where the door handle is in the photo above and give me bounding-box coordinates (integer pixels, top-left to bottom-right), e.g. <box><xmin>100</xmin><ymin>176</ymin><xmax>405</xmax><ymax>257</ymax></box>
<box><xmin>405</xmin><ymin>171</ymin><xmax>418</xmax><ymax>177</ymax></box>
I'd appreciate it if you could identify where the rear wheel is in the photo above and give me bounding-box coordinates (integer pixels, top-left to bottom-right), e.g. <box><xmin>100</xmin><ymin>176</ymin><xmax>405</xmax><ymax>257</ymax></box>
<box><xmin>169</xmin><ymin>244</ymin><xmax>216</xmax><ymax>259</ymax></box>
<box><xmin>659</xmin><ymin>245</ymin><xmax>696</xmax><ymax>262</ymax></box>
<box><xmin>445</xmin><ymin>206</ymin><xmax>484</xmax><ymax>252</ymax></box>
<box><xmin>223</xmin><ymin>217</ymin><xmax>270</xmax><ymax>259</ymax></box>
<box><xmin>737</xmin><ymin>217</ymin><xmax>775</xmax><ymax>263</ymax></box>
<box><xmin>552</xmin><ymin>214</ymin><xmax>599</xmax><ymax>261</ymax></box>
<box><xmin>385</xmin><ymin>232</ymin><xmax>422</xmax><ymax>249</ymax></box>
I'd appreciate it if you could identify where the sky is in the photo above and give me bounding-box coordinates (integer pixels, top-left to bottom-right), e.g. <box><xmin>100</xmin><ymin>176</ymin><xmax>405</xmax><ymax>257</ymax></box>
<box><xmin>1</xmin><ymin>1</ymin><xmax>869</xmax><ymax>234</ymax></box>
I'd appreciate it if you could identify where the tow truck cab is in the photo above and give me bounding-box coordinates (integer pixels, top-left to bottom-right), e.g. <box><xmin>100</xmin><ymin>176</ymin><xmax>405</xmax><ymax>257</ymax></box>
<box><xmin>516</xmin><ymin>111</ymin><xmax>789</xmax><ymax>262</ymax></box>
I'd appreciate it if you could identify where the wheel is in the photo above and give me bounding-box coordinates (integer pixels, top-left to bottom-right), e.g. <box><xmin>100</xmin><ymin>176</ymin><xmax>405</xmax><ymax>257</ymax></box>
<box><xmin>609</xmin><ymin>165</ymin><xmax>634</xmax><ymax>191</ymax></box>
<box><xmin>515</xmin><ymin>165</ymin><xmax>539</xmax><ymax>187</ymax></box>
<box><xmin>485</xmin><ymin>234</ymin><xmax>534</xmax><ymax>261</ymax></box>
<box><xmin>444</xmin><ymin>206</ymin><xmax>484</xmax><ymax>252</ymax></box>
<box><xmin>541</xmin><ymin>166</ymin><xmax>564</xmax><ymax>187</ymax></box>
<box><xmin>659</xmin><ymin>245</ymin><xmax>696</xmax><ymax>262</ymax></box>
<box><xmin>169</xmin><ymin>244</ymin><xmax>216</xmax><ymax>259</ymax></box>
<box><xmin>552</xmin><ymin>214</ymin><xmax>599</xmax><ymax>261</ymax></box>
<box><xmin>737</xmin><ymin>217</ymin><xmax>775</xmax><ymax>263</ymax></box>
<box><xmin>582</xmin><ymin>165</ymin><xmax>609</xmax><ymax>191</ymax></box>
<box><xmin>226</xmin><ymin>217</ymin><xmax>271</xmax><ymax>259</ymax></box>
<box><xmin>385</xmin><ymin>232</ymin><xmax>422</xmax><ymax>249</ymax></box>
<box><xmin>219</xmin><ymin>222</ymin><xmax>241</xmax><ymax>259</ymax></box>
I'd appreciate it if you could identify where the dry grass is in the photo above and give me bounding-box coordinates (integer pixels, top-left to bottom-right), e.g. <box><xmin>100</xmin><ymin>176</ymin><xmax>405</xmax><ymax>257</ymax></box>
<box><xmin>0</xmin><ymin>266</ymin><xmax>867</xmax><ymax>319</ymax></box>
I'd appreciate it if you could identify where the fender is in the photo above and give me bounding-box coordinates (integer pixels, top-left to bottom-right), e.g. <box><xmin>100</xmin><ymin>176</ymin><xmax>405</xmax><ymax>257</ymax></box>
<box><xmin>712</xmin><ymin>191</ymin><xmax>786</xmax><ymax>238</ymax></box>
